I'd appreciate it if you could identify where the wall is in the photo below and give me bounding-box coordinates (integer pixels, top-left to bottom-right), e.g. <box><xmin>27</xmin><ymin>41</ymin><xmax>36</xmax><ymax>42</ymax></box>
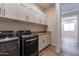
<box><xmin>45</xmin><ymin>4</ymin><xmax>58</xmax><ymax>47</ymax></box>
<box><xmin>44</xmin><ymin>4</ymin><xmax>60</xmax><ymax>53</ymax></box>
<box><xmin>0</xmin><ymin>19</ymin><xmax>47</xmax><ymax>32</ymax></box>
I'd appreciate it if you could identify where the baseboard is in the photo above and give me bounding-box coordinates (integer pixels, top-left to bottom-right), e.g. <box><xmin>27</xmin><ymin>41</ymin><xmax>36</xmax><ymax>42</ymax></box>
<box><xmin>55</xmin><ymin>48</ymin><xmax>60</xmax><ymax>53</ymax></box>
<box><xmin>51</xmin><ymin>44</ymin><xmax>60</xmax><ymax>55</ymax></box>
<box><xmin>39</xmin><ymin>44</ymin><xmax>60</xmax><ymax>56</ymax></box>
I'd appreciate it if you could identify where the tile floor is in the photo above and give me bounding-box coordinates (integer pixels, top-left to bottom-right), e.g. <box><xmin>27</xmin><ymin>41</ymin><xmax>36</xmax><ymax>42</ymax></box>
<box><xmin>39</xmin><ymin>46</ymin><xmax>58</xmax><ymax>56</ymax></box>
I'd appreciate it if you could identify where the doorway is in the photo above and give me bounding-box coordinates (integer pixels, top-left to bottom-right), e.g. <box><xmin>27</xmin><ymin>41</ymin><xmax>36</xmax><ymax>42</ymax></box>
<box><xmin>61</xmin><ymin>16</ymin><xmax>79</xmax><ymax>56</ymax></box>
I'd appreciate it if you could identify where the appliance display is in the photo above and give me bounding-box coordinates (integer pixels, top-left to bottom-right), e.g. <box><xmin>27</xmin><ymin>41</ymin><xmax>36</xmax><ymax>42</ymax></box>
<box><xmin>16</xmin><ymin>30</ymin><xmax>39</xmax><ymax>56</ymax></box>
<box><xmin>0</xmin><ymin>31</ymin><xmax>20</xmax><ymax>56</ymax></box>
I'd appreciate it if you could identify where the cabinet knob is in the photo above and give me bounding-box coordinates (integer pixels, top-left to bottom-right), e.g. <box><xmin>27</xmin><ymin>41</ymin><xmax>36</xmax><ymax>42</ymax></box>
<box><xmin>26</xmin><ymin>16</ymin><xmax>29</xmax><ymax>20</ymax></box>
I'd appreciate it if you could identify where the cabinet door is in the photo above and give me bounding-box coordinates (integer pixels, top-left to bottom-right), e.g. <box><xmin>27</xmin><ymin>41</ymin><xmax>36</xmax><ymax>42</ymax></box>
<box><xmin>0</xmin><ymin>3</ymin><xmax>2</xmax><ymax>16</ymax></box>
<box><xmin>39</xmin><ymin>34</ymin><xmax>50</xmax><ymax>52</ymax></box>
<box><xmin>39</xmin><ymin>35</ymin><xmax>46</xmax><ymax>51</ymax></box>
<box><xmin>43</xmin><ymin>16</ymin><xmax>46</xmax><ymax>25</ymax></box>
<box><xmin>39</xmin><ymin>36</ymin><xmax>44</xmax><ymax>51</ymax></box>
<box><xmin>18</xmin><ymin>4</ymin><xmax>28</xmax><ymax>21</ymax></box>
<box><xmin>33</xmin><ymin>12</ymin><xmax>39</xmax><ymax>23</ymax></box>
<box><xmin>41</xmin><ymin>15</ymin><xmax>45</xmax><ymax>25</ymax></box>
<box><xmin>42</xmin><ymin>35</ymin><xmax>47</xmax><ymax>48</ymax></box>
<box><xmin>29</xmin><ymin>11</ymin><xmax>34</xmax><ymax>22</ymax></box>
<box><xmin>44</xmin><ymin>34</ymin><xmax>50</xmax><ymax>47</ymax></box>
<box><xmin>3</xmin><ymin>3</ymin><xmax>18</xmax><ymax>19</ymax></box>
<box><xmin>44</xmin><ymin>16</ymin><xmax>48</xmax><ymax>25</ymax></box>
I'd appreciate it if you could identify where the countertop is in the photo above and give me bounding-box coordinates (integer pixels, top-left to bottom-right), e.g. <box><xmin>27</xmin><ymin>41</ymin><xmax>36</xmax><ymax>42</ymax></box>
<box><xmin>32</xmin><ymin>31</ymin><xmax>51</xmax><ymax>36</ymax></box>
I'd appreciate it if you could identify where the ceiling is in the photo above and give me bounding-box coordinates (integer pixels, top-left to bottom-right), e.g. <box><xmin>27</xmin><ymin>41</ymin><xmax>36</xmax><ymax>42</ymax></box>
<box><xmin>61</xmin><ymin>3</ymin><xmax>79</xmax><ymax>18</ymax></box>
<box><xmin>37</xmin><ymin>3</ymin><xmax>55</xmax><ymax>10</ymax></box>
<box><xmin>61</xmin><ymin>3</ymin><xmax>79</xmax><ymax>15</ymax></box>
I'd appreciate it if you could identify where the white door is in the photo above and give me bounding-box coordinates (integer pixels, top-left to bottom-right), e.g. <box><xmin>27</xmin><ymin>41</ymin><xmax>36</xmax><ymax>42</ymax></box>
<box><xmin>18</xmin><ymin>4</ymin><xmax>27</xmax><ymax>21</ymax></box>
<box><xmin>0</xmin><ymin>3</ymin><xmax>2</xmax><ymax>16</ymax></box>
<box><xmin>3</xmin><ymin>3</ymin><xmax>18</xmax><ymax>19</ymax></box>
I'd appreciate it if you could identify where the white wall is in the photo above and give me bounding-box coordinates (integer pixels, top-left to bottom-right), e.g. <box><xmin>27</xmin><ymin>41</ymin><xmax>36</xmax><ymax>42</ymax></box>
<box><xmin>45</xmin><ymin>5</ymin><xmax>58</xmax><ymax>46</ymax></box>
<box><xmin>45</xmin><ymin>4</ymin><xmax>60</xmax><ymax>53</ymax></box>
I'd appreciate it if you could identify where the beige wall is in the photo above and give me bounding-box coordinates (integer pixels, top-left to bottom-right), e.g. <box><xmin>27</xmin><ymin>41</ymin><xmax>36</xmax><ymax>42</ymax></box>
<box><xmin>45</xmin><ymin>5</ymin><xmax>58</xmax><ymax>47</ymax></box>
<box><xmin>45</xmin><ymin>4</ymin><xmax>60</xmax><ymax>53</ymax></box>
<box><xmin>0</xmin><ymin>19</ymin><xmax>47</xmax><ymax>32</ymax></box>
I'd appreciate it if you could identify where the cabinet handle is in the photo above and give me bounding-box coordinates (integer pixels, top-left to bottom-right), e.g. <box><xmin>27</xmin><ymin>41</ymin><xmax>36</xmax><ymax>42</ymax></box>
<box><xmin>26</xmin><ymin>16</ymin><xmax>29</xmax><ymax>20</ymax></box>
<box><xmin>0</xmin><ymin>52</ymin><xmax>9</xmax><ymax>56</ymax></box>
<box><xmin>0</xmin><ymin>8</ymin><xmax>1</xmax><ymax>15</ymax></box>
<box><xmin>17</xmin><ymin>41</ymin><xmax>20</xmax><ymax>47</ymax></box>
<box><xmin>17</xmin><ymin>41</ymin><xmax>20</xmax><ymax>44</ymax></box>
<box><xmin>39</xmin><ymin>20</ymin><xmax>41</xmax><ymax>23</ymax></box>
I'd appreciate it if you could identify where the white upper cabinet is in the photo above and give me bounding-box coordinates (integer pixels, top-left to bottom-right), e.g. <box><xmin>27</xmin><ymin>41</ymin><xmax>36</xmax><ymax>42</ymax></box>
<box><xmin>18</xmin><ymin>4</ymin><xmax>33</xmax><ymax>21</ymax></box>
<box><xmin>42</xmin><ymin>15</ymin><xmax>48</xmax><ymax>25</ymax></box>
<box><xmin>3</xmin><ymin>3</ymin><xmax>18</xmax><ymax>19</ymax></box>
<box><xmin>33</xmin><ymin>12</ymin><xmax>40</xmax><ymax>23</ymax></box>
<box><xmin>18</xmin><ymin>4</ymin><xmax>27</xmax><ymax>21</ymax></box>
<box><xmin>0</xmin><ymin>3</ymin><xmax>2</xmax><ymax>16</ymax></box>
<box><xmin>45</xmin><ymin>16</ymin><xmax>48</xmax><ymax>25</ymax></box>
<box><xmin>29</xmin><ymin>10</ymin><xmax>34</xmax><ymax>22</ymax></box>
<box><xmin>0</xmin><ymin>3</ymin><xmax>47</xmax><ymax>26</ymax></box>
<box><xmin>26</xmin><ymin>7</ymin><xmax>34</xmax><ymax>22</ymax></box>
<box><xmin>39</xmin><ymin>15</ymin><xmax>46</xmax><ymax>25</ymax></box>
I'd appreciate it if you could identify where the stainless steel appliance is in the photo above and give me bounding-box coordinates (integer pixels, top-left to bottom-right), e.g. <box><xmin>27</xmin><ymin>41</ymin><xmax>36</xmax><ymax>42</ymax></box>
<box><xmin>16</xmin><ymin>30</ymin><xmax>39</xmax><ymax>56</ymax></box>
<box><xmin>0</xmin><ymin>31</ymin><xmax>19</xmax><ymax>56</ymax></box>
